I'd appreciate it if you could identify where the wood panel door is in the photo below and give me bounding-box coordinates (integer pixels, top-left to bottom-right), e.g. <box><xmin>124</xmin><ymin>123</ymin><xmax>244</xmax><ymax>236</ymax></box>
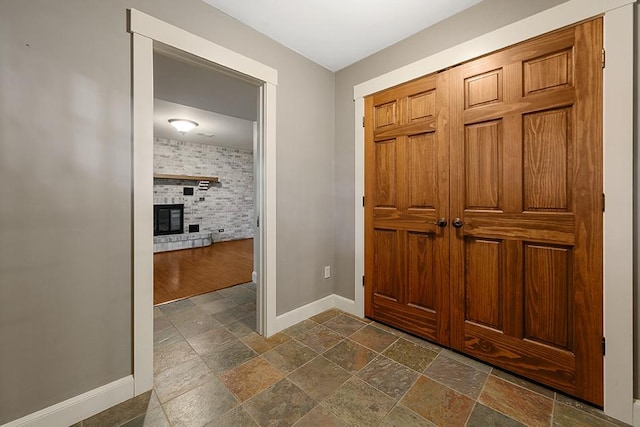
<box><xmin>449</xmin><ymin>19</ymin><xmax>603</xmax><ymax>404</ymax></box>
<box><xmin>364</xmin><ymin>72</ymin><xmax>450</xmax><ymax>343</ymax></box>
<box><xmin>364</xmin><ymin>18</ymin><xmax>603</xmax><ymax>405</ymax></box>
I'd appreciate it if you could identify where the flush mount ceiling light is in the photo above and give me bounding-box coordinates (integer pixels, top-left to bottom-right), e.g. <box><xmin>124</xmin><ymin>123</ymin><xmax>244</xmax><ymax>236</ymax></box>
<box><xmin>168</xmin><ymin>119</ymin><xmax>199</xmax><ymax>134</ymax></box>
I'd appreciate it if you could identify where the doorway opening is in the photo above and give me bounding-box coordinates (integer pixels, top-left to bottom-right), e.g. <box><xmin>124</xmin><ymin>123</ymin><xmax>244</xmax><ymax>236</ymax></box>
<box><xmin>152</xmin><ymin>48</ymin><xmax>258</xmax><ymax>306</ymax></box>
<box><xmin>130</xmin><ymin>8</ymin><xmax>279</xmax><ymax>395</ymax></box>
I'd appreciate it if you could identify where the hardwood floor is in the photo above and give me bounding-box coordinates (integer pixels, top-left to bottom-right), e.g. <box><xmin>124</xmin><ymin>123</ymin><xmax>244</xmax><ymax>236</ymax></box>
<box><xmin>154</xmin><ymin>238</ymin><xmax>253</xmax><ymax>305</ymax></box>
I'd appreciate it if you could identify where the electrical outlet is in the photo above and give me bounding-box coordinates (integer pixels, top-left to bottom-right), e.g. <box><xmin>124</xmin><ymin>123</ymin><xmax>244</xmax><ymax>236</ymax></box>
<box><xmin>324</xmin><ymin>265</ymin><xmax>331</xmax><ymax>279</ymax></box>
<box><xmin>218</xmin><ymin>228</ymin><xmax>224</xmax><ymax>233</ymax></box>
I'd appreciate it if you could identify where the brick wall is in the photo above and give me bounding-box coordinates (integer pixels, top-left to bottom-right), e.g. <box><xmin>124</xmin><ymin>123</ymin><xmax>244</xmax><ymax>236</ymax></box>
<box><xmin>153</xmin><ymin>137</ymin><xmax>254</xmax><ymax>242</ymax></box>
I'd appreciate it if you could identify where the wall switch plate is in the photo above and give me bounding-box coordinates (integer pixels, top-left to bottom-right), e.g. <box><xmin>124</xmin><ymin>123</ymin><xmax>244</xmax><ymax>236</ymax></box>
<box><xmin>324</xmin><ymin>266</ymin><xmax>331</xmax><ymax>279</ymax></box>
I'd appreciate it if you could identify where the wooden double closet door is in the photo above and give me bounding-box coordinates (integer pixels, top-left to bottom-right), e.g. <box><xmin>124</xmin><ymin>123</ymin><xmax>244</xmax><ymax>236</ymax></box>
<box><xmin>364</xmin><ymin>19</ymin><xmax>603</xmax><ymax>405</ymax></box>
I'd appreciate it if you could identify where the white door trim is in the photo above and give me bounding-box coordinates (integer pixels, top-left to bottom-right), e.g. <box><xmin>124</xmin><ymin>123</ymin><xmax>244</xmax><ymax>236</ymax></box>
<box><xmin>602</xmin><ymin>3</ymin><xmax>634</xmax><ymax>422</ymax></box>
<box><xmin>353</xmin><ymin>0</ymin><xmax>635</xmax><ymax>423</ymax></box>
<box><xmin>129</xmin><ymin>9</ymin><xmax>278</xmax><ymax>395</ymax></box>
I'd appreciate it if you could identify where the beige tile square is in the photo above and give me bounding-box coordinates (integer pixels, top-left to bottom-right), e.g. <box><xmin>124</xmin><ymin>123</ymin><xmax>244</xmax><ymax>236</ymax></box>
<box><xmin>323</xmin><ymin>339</ymin><xmax>377</xmax><ymax>374</ymax></box>
<box><xmin>241</xmin><ymin>331</ymin><xmax>290</xmax><ymax>354</ymax></box>
<box><xmin>296</xmin><ymin>326</ymin><xmax>344</xmax><ymax>353</ymax></box>
<box><xmin>401</xmin><ymin>376</ymin><xmax>475</xmax><ymax>427</ymax></box>
<box><xmin>350</xmin><ymin>324</ymin><xmax>399</xmax><ymax>352</ymax></box>
<box><xmin>323</xmin><ymin>377</ymin><xmax>395</xmax><ymax>426</ymax></box>
<box><xmin>244</xmin><ymin>378</ymin><xmax>316</xmax><ymax>426</ymax></box>
<box><xmin>383</xmin><ymin>338</ymin><xmax>438</xmax><ymax>372</ymax></box>
<box><xmin>219</xmin><ymin>357</ymin><xmax>283</xmax><ymax>402</ymax></box>
<box><xmin>478</xmin><ymin>376</ymin><xmax>553</xmax><ymax>427</ymax></box>
<box><xmin>289</xmin><ymin>356</ymin><xmax>351</xmax><ymax>401</ymax></box>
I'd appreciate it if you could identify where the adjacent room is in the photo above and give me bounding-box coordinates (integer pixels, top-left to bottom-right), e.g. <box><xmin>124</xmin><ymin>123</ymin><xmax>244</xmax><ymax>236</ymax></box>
<box><xmin>152</xmin><ymin>50</ymin><xmax>259</xmax><ymax>306</ymax></box>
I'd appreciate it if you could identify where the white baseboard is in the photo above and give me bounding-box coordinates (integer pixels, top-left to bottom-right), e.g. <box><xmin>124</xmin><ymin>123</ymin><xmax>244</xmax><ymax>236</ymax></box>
<box><xmin>333</xmin><ymin>294</ymin><xmax>356</xmax><ymax>315</ymax></box>
<box><xmin>274</xmin><ymin>294</ymin><xmax>358</xmax><ymax>332</ymax></box>
<box><xmin>2</xmin><ymin>376</ymin><xmax>134</xmax><ymax>427</ymax></box>
<box><xmin>633</xmin><ymin>399</ymin><xmax>640</xmax><ymax>426</ymax></box>
<box><xmin>6</xmin><ymin>293</ymin><xmax>357</xmax><ymax>427</ymax></box>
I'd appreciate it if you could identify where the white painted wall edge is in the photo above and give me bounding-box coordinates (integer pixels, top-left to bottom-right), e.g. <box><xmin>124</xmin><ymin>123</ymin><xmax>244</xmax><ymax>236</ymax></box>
<box><xmin>1</xmin><ymin>376</ymin><xmax>134</xmax><ymax>427</ymax></box>
<box><xmin>633</xmin><ymin>400</ymin><xmax>640</xmax><ymax>427</ymax></box>
<box><xmin>129</xmin><ymin>9</ymin><xmax>277</xmax><ymax>85</ymax></box>
<box><xmin>262</xmin><ymin>82</ymin><xmax>278</xmax><ymax>337</ymax></box>
<box><xmin>354</xmin><ymin>99</ymin><xmax>365</xmax><ymax>319</ymax></box>
<box><xmin>353</xmin><ymin>0</ymin><xmax>635</xmax><ymax>424</ymax></box>
<box><xmin>274</xmin><ymin>294</ymin><xmax>357</xmax><ymax>332</ymax></box>
<box><xmin>132</xmin><ymin>33</ymin><xmax>155</xmax><ymax>396</ymax></box>
<box><xmin>603</xmin><ymin>4</ymin><xmax>635</xmax><ymax>424</ymax></box>
<box><xmin>353</xmin><ymin>0</ymin><xmax>633</xmax><ymax>99</ymax></box>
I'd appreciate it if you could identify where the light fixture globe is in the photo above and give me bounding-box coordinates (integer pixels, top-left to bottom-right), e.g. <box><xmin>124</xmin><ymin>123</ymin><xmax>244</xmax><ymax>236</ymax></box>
<box><xmin>168</xmin><ymin>119</ymin><xmax>199</xmax><ymax>134</ymax></box>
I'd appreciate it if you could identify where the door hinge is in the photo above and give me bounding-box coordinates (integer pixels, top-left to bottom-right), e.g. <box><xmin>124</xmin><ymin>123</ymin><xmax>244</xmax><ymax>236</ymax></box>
<box><xmin>362</xmin><ymin>116</ymin><xmax>365</xmax><ymax>127</ymax></box>
<box><xmin>257</xmin><ymin>216</ymin><xmax>260</xmax><ymax>227</ymax></box>
<box><xmin>362</xmin><ymin>196</ymin><xmax>365</xmax><ymax>207</ymax></box>
<box><xmin>602</xmin><ymin>337</ymin><xmax>606</xmax><ymax>355</ymax></box>
<box><xmin>362</xmin><ymin>275</ymin><xmax>365</xmax><ymax>287</ymax></box>
<box><xmin>602</xmin><ymin>193</ymin><xmax>605</xmax><ymax>212</ymax></box>
<box><xmin>601</xmin><ymin>48</ymin><xmax>605</xmax><ymax>69</ymax></box>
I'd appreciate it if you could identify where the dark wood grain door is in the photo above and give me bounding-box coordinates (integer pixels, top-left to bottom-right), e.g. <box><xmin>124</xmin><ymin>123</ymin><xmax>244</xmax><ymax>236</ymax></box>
<box><xmin>364</xmin><ymin>72</ymin><xmax>450</xmax><ymax>344</ymax></box>
<box><xmin>449</xmin><ymin>19</ymin><xmax>603</xmax><ymax>405</ymax></box>
<box><xmin>364</xmin><ymin>18</ymin><xmax>603</xmax><ymax>406</ymax></box>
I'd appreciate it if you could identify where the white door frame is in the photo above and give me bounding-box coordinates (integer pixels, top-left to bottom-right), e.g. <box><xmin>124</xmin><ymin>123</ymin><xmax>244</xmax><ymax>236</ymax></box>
<box><xmin>129</xmin><ymin>9</ymin><xmax>278</xmax><ymax>395</ymax></box>
<box><xmin>353</xmin><ymin>0</ymin><xmax>634</xmax><ymax>423</ymax></box>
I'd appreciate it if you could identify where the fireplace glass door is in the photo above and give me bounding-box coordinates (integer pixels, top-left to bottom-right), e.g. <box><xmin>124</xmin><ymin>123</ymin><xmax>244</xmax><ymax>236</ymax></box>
<box><xmin>154</xmin><ymin>204</ymin><xmax>184</xmax><ymax>236</ymax></box>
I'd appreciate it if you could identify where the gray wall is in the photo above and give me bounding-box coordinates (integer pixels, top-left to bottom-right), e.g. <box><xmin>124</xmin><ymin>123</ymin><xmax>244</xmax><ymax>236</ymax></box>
<box><xmin>0</xmin><ymin>0</ymin><xmax>334</xmax><ymax>423</ymax></box>
<box><xmin>332</xmin><ymin>0</ymin><xmax>571</xmax><ymax>300</ymax></box>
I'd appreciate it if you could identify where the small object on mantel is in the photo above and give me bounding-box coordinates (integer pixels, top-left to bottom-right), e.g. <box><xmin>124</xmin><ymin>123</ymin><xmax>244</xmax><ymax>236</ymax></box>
<box><xmin>153</xmin><ymin>173</ymin><xmax>219</xmax><ymax>183</ymax></box>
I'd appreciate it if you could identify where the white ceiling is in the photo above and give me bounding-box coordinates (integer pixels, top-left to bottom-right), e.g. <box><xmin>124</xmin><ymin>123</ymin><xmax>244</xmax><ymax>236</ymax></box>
<box><xmin>154</xmin><ymin>1</ymin><xmax>483</xmax><ymax>149</ymax></box>
<box><xmin>202</xmin><ymin>0</ymin><xmax>483</xmax><ymax>71</ymax></box>
<box><xmin>154</xmin><ymin>99</ymin><xmax>254</xmax><ymax>150</ymax></box>
<box><xmin>153</xmin><ymin>50</ymin><xmax>258</xmax><ymax>151</ymax></box>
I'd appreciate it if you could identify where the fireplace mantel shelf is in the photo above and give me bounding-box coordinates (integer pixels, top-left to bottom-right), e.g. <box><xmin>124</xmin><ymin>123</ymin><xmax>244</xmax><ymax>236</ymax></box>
<box><xmin>154</xmin><ymin>174</ymin><xmax>219</xmax><ymax>183</ymax></box>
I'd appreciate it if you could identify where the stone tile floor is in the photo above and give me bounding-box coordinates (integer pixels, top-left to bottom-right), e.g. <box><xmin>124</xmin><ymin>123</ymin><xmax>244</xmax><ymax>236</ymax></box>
<box><xmin>76</xmin><ymin>283</ymin><xmax>628</xmax><ymax>426</ymax></box>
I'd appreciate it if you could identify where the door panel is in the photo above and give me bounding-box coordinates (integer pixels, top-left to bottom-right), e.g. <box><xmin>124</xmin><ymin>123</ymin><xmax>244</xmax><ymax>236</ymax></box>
<box><xmin>373</xmin><ymin>139</ymin><xmax>398</xmax><ymax>207</ymax></box>
<box><xmin>407</xmin><ymin>232</ymin><xmax>436</xmax><ymax>311</ymax></box>
<box><xmin>371</xmin><ymin>229</ymin><xmax>400</xmax><ymax>302</ymax></box>
<box><xmin>374</xmin><ymin>101</ymin><xmax>398</xmax><ymax>130</ymax></box>
<box><xmin>364</xmin><ymin>18</ymin><xmax>602</xmax><ymax>405</ymax></box>
<box><xmin>365</xmin><ymin>72</ymin><xmax>450</xmax><ymax>344</ymax></box>
<box><xmin>407</xmin><ymin>133</ymin><xmax>435</xmax><ymax>208</ymax></box>
<box><xmin>408</xmin><ymin>90</ymin><xmax>435</xmax><ymax>123</ymax></box>
<box><xmin>465</xmin><ymin>69</ymin><xmax>503</xmax><ymax>108</ymax></box>
<box><xmin>523</xmin><ymin>108</ymin><xmax>572</xmax><ymax>211</ymax></box>
<box><xmin>523</xmin><ymin>49</ymin><xmax>572</xmax><ymax>95</ymax></box>
<box><xmin>450</xmin><ymin>19</ymin><xmax>602</xmax><ymax>404</ymax></box>
<box><xmin>464</xmin><ymin>120</ymin><xmax>502</xmax><ymax>209</ymax></box>
<box><xmin>464</xmin><ymin>238</ymin><xmax>502</xmax><ymax>331</ymax></box>
<box><xmin>523</xmin><ymin>244</ymin><xmax>572</xmax><ymax>350</ymax></box>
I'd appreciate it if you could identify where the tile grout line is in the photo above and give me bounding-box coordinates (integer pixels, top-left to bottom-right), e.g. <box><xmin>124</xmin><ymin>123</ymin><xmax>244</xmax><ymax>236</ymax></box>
<box><xmin>319</xmin><ymin>327</ymin><xmax>434</xmax><ymax>425</ymax></box>
<box><xmin>368</xmin><ymin>358</ymin><xmax>428</xmax><ymax>424</ymax></box>
<box><xmin>154</xmin><ymin>293</ymin><xmax>255</xmax><ymax>422</ymax></box>
<box><xmin>152</xmin><ymin>298</ymin><xmax>610</xmax><ymax>427</ymax></box>
<box><xmin>463</xmin><ymin>401</ymin><xmax>479</xmax><ymax>427</ymax></box>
